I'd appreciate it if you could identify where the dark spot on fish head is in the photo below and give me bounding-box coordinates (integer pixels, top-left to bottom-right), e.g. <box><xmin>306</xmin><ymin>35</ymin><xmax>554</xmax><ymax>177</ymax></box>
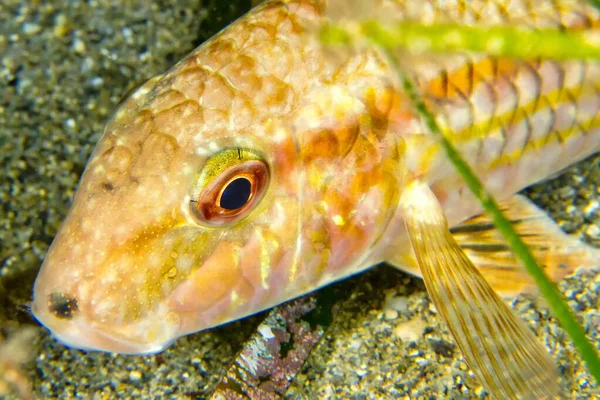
<box><xmin>48</xmin><ymin>292</ymin><xmax>78</xmax><ymax>319</ymax></box>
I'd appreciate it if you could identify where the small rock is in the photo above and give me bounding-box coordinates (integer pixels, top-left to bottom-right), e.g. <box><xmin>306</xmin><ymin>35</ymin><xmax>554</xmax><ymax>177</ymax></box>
<box><xmin>393</xmin><ymin>318</ymin><xmax>427</xmax><ymax>342</ymax></box>
<box><xmin>384</xmin><ymin>309</ymin><xmax>398</xmax><ymax>320</ymax></box>
<box><xmin>385</xmin><ymin>295</ymin><xmax>409</xmax><ymax>314</ymax></box>
<box><xmin>585</xmin><ymin>224</ymin><xmax>600</xmax><ymax>239</ymax></box>
<box><xmin>583</xmin><ymin>200</ymin><xmax>599</xmax><ymax>219</ymax></box>
<box><xmin>72</xmin><ymin>38</ymin><xmax>87</xmax><ymax>54</ymax></box>
<box><xmin>22</xmin><ymin>23</ymin><xmax>41</xmax><ymax>35</ymax></box>
<box><xmin>129</xmin><ymin>370</ymin><xmax>142</xmax><ymax>383</ymax></box>
<box><xmin>557</xmin><ymin>186</ymin><xmax>575</xmax><ymax>199</ymax></box>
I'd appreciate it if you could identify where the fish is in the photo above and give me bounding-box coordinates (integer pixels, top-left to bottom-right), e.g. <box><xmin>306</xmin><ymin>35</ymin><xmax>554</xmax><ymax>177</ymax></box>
<box><xmin>32</xmin><ymin>0</ymin><xmax>600</xmax><ymax>398</ymax></box>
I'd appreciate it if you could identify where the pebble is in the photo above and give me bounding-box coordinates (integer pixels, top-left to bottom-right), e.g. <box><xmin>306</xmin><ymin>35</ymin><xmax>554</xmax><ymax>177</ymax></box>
<box><xmin>384</xmin><ymin>295</ymin><xmax>409</xmax><ymax>314</ymax></box>
<box><xmin>384</xmin><ymin>309</ymin><xmax>399</xmax><ymax>320</ymax></box>
<box><xmin>585</xmin><ymin>224</ymin><xmax>600</xmax><ymax>239</ymax></box>
<box><xmin>428</xmin><ymin>302</ymin><xmax>438</xmax><ymax>314</ymax></box>
<box><xmin>584</xmin><ymin>200</ymin><xmax>599</xmax><ymax>219</ymax></box>
<box><xmin>393</xmin><ymin>318</ymin><xmax>427</xmax><ymax>342</ymax></box>
<box><xmin>22</xmin><ymin>22</ymin><xmax>41</xmax><ymax>34</ymax></box>
<box><xmin>129</xmin><ymin>370</ymin><xmax>142</xmax><ymax>383</ymax></box>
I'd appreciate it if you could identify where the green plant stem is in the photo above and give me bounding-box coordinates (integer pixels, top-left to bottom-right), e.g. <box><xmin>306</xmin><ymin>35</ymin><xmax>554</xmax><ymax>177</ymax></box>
<box><xmin>389</xmin><ymin>56</ymin><xmax>600</xmax><ymax>383</ymax></box>
<box><xmin>321</xmin><ymin>21</ymin><xmax>600</xmax><ymax>60</ymax></box>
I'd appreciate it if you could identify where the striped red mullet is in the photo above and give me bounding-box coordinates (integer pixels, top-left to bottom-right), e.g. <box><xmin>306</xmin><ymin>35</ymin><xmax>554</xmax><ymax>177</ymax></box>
<box><xmin>32</xmin><ymin>1</ymin><xmax>600</xmax><ymax>398</ymax></box>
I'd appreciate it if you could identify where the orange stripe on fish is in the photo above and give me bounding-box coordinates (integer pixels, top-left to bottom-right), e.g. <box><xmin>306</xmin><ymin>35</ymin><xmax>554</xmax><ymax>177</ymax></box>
<box><xmin>426</xmin><ymin>57</ymin><xmax>519</xmax><ymax>100</ymax></box>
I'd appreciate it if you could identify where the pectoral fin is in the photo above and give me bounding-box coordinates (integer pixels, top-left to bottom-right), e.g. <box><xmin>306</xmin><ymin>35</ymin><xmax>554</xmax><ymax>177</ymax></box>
<box><xmin>400</xmin><ymin>182</ymin><xmax>560</xmax><ymax>399</ymax></box>
<box><xmin>452</xmin><ymin>195</ymin><xmax>600</xmax><ymax>297</ymax></box>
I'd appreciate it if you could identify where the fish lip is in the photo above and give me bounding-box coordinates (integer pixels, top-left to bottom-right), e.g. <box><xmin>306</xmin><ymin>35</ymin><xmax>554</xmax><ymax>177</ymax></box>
<box><xmin>32</xmin><ymin>302</ymin><xmax>176</xmax><ymax>355</ymax></box>
<box><xmin>45</xmin><ymin>320</ymin><xmax>174</xmax><ymax>355</ymax></box>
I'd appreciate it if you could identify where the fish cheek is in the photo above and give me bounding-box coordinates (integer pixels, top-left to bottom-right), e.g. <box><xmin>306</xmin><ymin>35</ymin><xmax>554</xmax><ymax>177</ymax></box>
<box><xmin>79</xmin><ymin>227</ymin><xmax>198</xmax><ymax>324</ymax></box>
<box><xmin>300</xmin><ymin>125</ymin><xmax>403</xmax><ymax>274</ymax></box>
<box><xmin>169</xmin><ymin>241</ymin><xmax>244</xmax><ymax>315</ymax></box>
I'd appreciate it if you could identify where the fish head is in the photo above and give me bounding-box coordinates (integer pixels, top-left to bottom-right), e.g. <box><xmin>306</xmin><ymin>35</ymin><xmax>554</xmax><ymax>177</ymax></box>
<box><xmin>32</xmin><ymin>2</ymin><xmax>408</xmax><ymax>354</ymax></box>
<box><xmin>30</xmin><ymin>54</ymin><xmax>310</xmax><ymax>353</ymax></box>
<box><xmin>31</xmin><ymin>74</ymin><xmax>405</xmax><ymax>355</ymax></box>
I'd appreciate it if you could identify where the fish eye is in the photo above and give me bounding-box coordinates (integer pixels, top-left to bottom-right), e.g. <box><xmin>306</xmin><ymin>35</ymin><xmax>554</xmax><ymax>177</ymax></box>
<box><xmin>191</xmin><ymin>148</ymin><xmax>269</xmax><ymax>226</ymax></box>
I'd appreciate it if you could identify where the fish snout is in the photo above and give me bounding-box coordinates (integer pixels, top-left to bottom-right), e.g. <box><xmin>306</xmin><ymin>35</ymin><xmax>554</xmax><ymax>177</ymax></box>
<box><xmin>32</xmin><ymin>281</ymin><xmax>181</xmax><ymax>354</ymax></box>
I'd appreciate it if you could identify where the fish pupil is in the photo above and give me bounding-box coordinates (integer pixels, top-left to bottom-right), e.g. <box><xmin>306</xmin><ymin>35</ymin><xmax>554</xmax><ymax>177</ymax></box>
<box><xmin>220</xmin><ymin>177</ymin><xmax>251</xmax><ymax>210</ymax></box>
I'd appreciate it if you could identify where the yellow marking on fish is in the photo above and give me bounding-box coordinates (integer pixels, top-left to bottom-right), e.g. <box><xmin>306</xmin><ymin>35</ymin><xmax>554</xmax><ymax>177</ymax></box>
<box><xmin>489</xmin><ymin>114</ymin><xmax>600</xmax><ymax>169</ymax></box>
<box><xmin>332</xmin><ymin>214</ymin><xmax>345</xmax><ymax>226</ymax></box>
<box><xmin>427</xmin><ymin>57</ymin><xmax>519</xmax><ymax>100</ymax></box>
<box><xmin>256</xmin><ymin>228</ymin><xmax>272</xmax><ymax>290</ymax></box>
<box><xmin>450</xmin><ymin>80</ymin><xmax>598</xmax><ymax>143</ymax></box>
<box><xmin>417</xmin><ymin>142</ymin><xmax>441</xmax><ymax>173</ymax></box>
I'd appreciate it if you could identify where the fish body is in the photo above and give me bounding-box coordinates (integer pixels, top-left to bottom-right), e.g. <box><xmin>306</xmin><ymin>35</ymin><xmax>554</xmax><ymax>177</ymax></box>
<box><xmin>32</xmin><ymin>0</ymin><xmax>600</xmax><ymax>392</ymax></box>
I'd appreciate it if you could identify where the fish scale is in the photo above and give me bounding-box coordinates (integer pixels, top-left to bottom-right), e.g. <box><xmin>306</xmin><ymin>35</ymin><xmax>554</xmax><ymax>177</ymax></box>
<box><xmin>32</xmin><ymin>0</ymin><xmax>600</xmax><ymax>398</ymax></box>
<box><xmin>411</xmin><ymin>54</ymin><xmax>599</xmax><ymax>197</ymax></box>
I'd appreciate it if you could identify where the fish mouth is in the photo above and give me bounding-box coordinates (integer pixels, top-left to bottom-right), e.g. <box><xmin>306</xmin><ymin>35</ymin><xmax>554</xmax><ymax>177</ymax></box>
<box><xmin>52</xmin><ymin>323</ymin><xmax>174</xmax><ymax>355</ymax></box>
<box><xmin>31</xmin><ymin>301</ymin><xmax>178</xmax><ymax>355</ymax></box>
